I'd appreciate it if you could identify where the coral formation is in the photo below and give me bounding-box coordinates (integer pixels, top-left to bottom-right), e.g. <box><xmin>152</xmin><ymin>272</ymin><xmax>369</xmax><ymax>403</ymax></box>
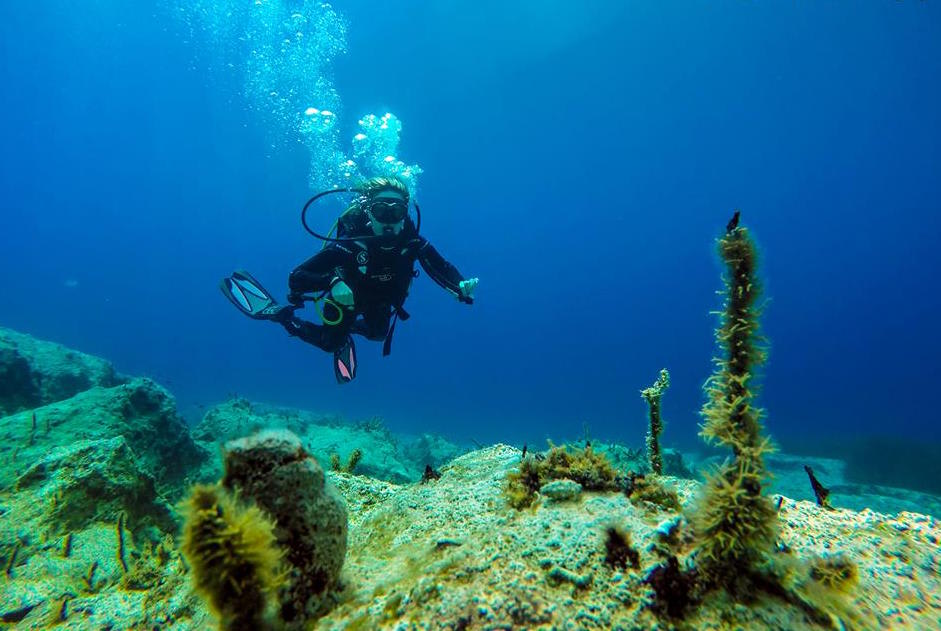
<box><xmin>180</xmin><ymin>484</ymin><xmax>283</xmax><ymax>631</ymax></box>
<box><xmin>504</xmin><ymin>443</ymin><xmax>619</xmax><ymax>509</ymax></box>
<box><xmin>222</xmin><ymin>429</ymin><xmax>348</xmax><ymax>626</ymax></box>
<box><xmin>641</xmin><ymin>368</ymin><xmax>670</xmax><ymax>475</ymax></box>
<box><xmin>692</xmin><ymin>217</ymin><xmax>778</xmax><ymax>588</ymax></box>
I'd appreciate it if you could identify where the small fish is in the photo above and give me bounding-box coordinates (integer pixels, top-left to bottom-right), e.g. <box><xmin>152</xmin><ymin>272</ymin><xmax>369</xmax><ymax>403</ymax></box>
<box><xmin>420</xmin><ymin>464</ymin><xmax>441</xmax><ymax>484</ymax></box>
<box><xmin>521</xmin><ymin>443</ymin><xmax>527</xmax><ymax>460</ymax></box>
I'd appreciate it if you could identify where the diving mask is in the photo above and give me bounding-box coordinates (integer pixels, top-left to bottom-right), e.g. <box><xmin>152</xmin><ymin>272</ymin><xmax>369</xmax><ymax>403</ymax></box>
<box><xmin>367</xmin><ymin>191</ymin><xmax>409</xmax><ymax>223</ymax></box>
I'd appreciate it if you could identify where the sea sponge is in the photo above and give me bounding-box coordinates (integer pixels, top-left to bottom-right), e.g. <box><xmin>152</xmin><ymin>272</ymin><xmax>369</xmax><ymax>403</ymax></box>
<box><xmin>691</xmin><ymin>218</ymin><xmax>778</xmax><ymax>589</ymax></box>
<box><xmin>180</xmin><ymin>484</ymin><xmax>283</xmax><ymax>631</ymax></box>
<box><xmin>223</xmin><ymin>429</ymin><xmax>348</xmax><ymax>625</ymax></box>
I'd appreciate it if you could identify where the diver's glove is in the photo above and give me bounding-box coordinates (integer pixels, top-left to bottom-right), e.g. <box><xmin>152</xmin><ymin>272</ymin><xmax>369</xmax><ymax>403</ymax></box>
<box><xmin>329</xmin><ymin>278</ymin><xmax>355</xmax><ymax>308</ymax></box>
<box><xmin>458</xmin><ymin>277</ymin><xmax>479</xmax><ymax>300</ymax></box>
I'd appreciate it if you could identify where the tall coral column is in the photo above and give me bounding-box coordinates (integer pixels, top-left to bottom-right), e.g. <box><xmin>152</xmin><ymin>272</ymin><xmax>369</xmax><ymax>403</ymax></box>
<box><xmin>693</xmin><ymin>216</ymin><xmax>778</xmax><ymax>588</ymax></box>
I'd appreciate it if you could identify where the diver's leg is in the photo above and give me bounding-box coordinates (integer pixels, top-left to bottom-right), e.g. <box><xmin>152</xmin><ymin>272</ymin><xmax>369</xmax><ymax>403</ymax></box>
<box><xmin>281</xmin><ymin>304</ymin><xmax>359</xmax><ymax>383</ymax></box>
<box><xmin>351</xmin><ymin>303</ymin><xmax>393</xmax><ymax>342</ymax></box>
<box><xmin>279</xmin><ymin>302</ymin><xmax>350</xmax><ymax>352</ymax></box>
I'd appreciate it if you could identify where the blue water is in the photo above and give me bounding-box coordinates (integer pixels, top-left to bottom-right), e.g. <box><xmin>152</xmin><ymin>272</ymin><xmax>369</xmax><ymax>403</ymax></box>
<box><xmin>1</xmin><ymin>1</ymin><xmax>939</xmax><ymax>465</ymax></box>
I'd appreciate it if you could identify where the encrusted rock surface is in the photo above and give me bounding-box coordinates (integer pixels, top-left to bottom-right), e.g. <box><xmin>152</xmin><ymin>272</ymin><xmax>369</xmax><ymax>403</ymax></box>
<box><xmin>0</xmin><ymin>327</ymin><xmax>124</xmax><ymax>416</ymax></box>
<box><xmin>320</xmin><ymin>445</ymin><xmax>941</xmax><ymax>630</ymax></box>
<box><xmin>0</xmin><ymin>328</ymin><xmax>939</xmax><ymax>630</ymax></box>
<box><xmin>195</xmin><ymin>399</ymin><xmax>467</xmax><ymax>483</ymax></box>
<box><xmin>0</xmin><ymin>378</ymin><xmax>210</xmax><ymax>494</ymax></box>
<box><xmin>2</xmin><ymin>441</ymin><xmax>939</xmax><ymax>629</ymax></box>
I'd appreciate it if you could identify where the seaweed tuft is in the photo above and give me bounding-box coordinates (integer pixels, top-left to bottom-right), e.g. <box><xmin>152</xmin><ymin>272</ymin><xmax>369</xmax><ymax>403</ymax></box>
<box><xmin>603</xmin><ymin>526</ymin><xmax>640</xmax><ymax>570</ymax></box>
<box><xmin>691</xmin><ymin>218</ymin><xmax>778</xmax><ymax>589</ymax></box>
<box><xmin>504</xmin><ymin>443</ymin><xmax>620</xmax><ymax>509</ymax></box>
<box><xmin>180</xmin><ymin>484</ymin><xmax>283</xmax><ymax>630</ymax></box>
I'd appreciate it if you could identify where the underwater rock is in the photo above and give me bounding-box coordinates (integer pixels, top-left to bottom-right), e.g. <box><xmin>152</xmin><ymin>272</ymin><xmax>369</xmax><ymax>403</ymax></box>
<box><xmin>192</xmin><ymin>397</ymin><xmax>321</xmax><ymax>444</ymax></box>
<box><xmin>11</xmin><ymin>443</ymin><xmax>937</xmax><ymax>629</ymax></box>
<box><xmin>539</xmin><ymin>478</ymin><xmax>583</xmax><ymax>502</ymax></box>
<box><xmin>662</xmin><ymin>448</ymin><xmax>692</xmax><ymax>478</ymax></box>
<box><xmin>0</xmin><ymin>377</ymin><xmax>209</xmax><ymax>496</ymax></box>
<box><xmin>0</xmin><ymin>326</ymin><xmax>124</xmax><ymax>416</ymax></box>
<box><xmin>0</xmin><ymin>435</ymin><xmax>177</xmax><ymax>601</ymax></box>
<box><xmin>12</xmin><ymin>436</ymin><xmax>175</xmax><ymax>535</ymax></box>
<box><xmin>222</xmin><ymin>429</ymin><xmax>348</xmax><ymax>625</ymax></box>
<box><xmin>195</xmin><ymin>399</ymin><xmax>418</xmax><ymax>482</ymax></box>
<box><xmin>401</xmin><ymin>432</ymin><xmax>467</xmax><ymax>472</ymax></box>
<box><xmin>0</xmin><ymin>521</ymin><xmax>199</xmax><ymax>629</ymax></box>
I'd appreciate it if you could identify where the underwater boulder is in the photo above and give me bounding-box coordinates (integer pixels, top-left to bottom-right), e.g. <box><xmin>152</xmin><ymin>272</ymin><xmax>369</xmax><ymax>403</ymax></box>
<box><xmin>12</xmin><ymin>436</ymin><xmax>176</xmax><ymax>533</ymax></box>
<box><xmin>222</xmin><ymin>429</ymin><xmax>348</xmax><ymax>625</ymax></box>
<box><xmin>0</xmin><ymin>326</ymin><xmax>124</xmax><ymax>416</ymax></box>
<box><xmin>0</xmin><ymin>377</ymin><xmax>209</xmax><ymax>496</ymax></box>
<box><xmin>192</xmin><ymin>398</ymin><xmax>339</xmax><ymax>445</ymax></box>
<box><xmin>192</xmin><ymin>397</ymin><xmax>285</xmax><ymax>444</ymax></box>
<box><xmin>401</xmin><ymin>432</ymin><xmax>467</xmax><ymax>473</ymax></box>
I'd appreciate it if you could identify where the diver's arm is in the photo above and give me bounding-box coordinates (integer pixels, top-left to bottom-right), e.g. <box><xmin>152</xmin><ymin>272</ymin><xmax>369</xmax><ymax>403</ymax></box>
<box><xmin>417</xmin><ymin>239</ymin><xmax>473</xmax><ymax>304</ymax></box>
<box><xmin>288</xmin><ymin>247</ymin><xmax>349</xmax><ymax>297</ymax></box>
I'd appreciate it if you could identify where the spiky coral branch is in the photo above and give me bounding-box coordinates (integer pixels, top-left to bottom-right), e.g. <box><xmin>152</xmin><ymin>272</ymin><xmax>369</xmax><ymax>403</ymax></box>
<box><xmin>694</xmin><ymin>219</ymin><xmax>777</xmax><ymax>587</ymax></box>
<box><xmin>641</xmin><ymin>369</ymin><xmax>670</xmax><ymax>475</ymax></box>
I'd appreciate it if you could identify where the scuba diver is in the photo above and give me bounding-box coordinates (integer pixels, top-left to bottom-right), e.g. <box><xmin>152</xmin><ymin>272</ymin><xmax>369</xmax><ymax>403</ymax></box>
<box><xmin>220</xmin><ymin>176</ymin><xmax>478</xmax><ymax>383</ymax></box>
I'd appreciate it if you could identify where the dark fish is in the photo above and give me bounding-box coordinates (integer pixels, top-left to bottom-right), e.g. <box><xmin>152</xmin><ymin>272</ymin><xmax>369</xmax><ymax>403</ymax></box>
<box><xmin>420</xmin><ymin>464</ymin><xmax>441</xmax><ymax>484</ymax></box>
<box><xmin>726</xmin><ymin>210</ymin><xmax>741</xmax><ymax>233</ymax></box>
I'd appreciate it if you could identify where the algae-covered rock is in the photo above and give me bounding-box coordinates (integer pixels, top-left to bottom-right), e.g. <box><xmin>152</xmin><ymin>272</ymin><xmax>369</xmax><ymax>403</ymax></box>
<box><xmin>222</xmin><ymin>429</ymin><xmax>348</xmax><ymax>626</ymax></box>
<box><xmin>0</xmin><ymin>326</ymin><xmax>124</xmax><ymax>416</ymax></box>
<box><xmin>195</xmin><ymin>399</ymin><xmax>418</xmax><ymax>482</ymax></box>
<box><xmin>12</xmin><ymin>437</ymin><xmax>176</xmax><ymax>536</ymax></box>
<box><xmin>0</xmin><ymin>521</ymin><xmax>201</xmax><ymax>630</ymax></box>
<box><xmin>540</xmin><ymin>478</ymin><xmax>583</xmax><ymax>502</ymax></box>
<box><xmin>0</xmin><ymin>378</ymin><xmax>209</xmax><ymax>495</ymax></box>
<box><xmin>401</xmin><ymin>432</ymin><xmax>467</xmax><ymax>471</ymax></box>
<box><xmin>192</xmin><ymin>398</ymin><xmax>338</xmax><ymax>445</ymax></box>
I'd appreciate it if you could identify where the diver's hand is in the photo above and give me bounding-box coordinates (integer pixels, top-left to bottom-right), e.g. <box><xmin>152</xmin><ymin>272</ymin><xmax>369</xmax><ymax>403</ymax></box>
<box><xmin>287</xmin><ymin>291</ymin><xmax>306</xmax><ymax>307</ymax></box>
<box><xmin>459</xmin><ymin>277</ymin><xmax>479</xmax><ymax>300</ymax></box>
<box><xmin>330</xmin><ymin>279</ymin><xmax>355</xmax><ymax>308</ymax></box>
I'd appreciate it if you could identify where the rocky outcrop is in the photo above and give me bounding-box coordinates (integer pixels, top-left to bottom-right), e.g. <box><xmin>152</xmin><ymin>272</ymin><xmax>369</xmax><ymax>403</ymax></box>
<box><xmin>0</xmin><ymin>326</ymin><xmax>124</xmax><ymax>416</ymax></box>
<box><xmin>0</xmin><ymin>378</ymin><xmax>210</xmax><ymax>495</ymax></box>
<box><xmin>194</xmin><ymin>400</ymin><xmax>456</xmax><ymax>483</ymax></box>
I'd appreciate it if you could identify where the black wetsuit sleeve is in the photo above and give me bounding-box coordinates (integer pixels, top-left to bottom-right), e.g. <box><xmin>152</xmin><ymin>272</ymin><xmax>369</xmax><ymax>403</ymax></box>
<box><xmin>417</xmin><ymin>238</ymin><xmax>473</xmax><ymax>304</ymax></box>
<box><xmin>288</xmin><ymin>247</ymin><xmax>349</xmax><ymax>295</ymax></box>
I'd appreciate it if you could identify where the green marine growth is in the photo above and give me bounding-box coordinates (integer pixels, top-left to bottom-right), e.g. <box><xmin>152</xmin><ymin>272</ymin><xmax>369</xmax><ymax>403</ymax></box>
<box><xmin>641</xmin><ymin>368</ymin><xmax>670</xmax><ymax>475</ymax></box>
<box><xmin>504</xmin><ymin>443</ymin><xmax>619</xmax><ymax>509</ymax></box>
<box><xmin>692</xmin><ymin>216</ymin><xmax>778</xmax><ymax>587</ymax></box>
<box><xmin>330</xmin><ymin>448</ymin><xmax>363</xmax><ymax>474</ymax></box>
<box><xmin>180</xmin><ymin>484</ymin><xmax>283</xmax><ymax>631</ymax></box>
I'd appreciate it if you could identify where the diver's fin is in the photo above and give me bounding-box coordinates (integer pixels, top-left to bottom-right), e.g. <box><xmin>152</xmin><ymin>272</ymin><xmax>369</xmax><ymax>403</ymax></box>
<box><xmin>333</xmin><ymin>335</ymin><xmax>357</xmax><ymax>384</ymax></box>
<box><xmin>220</xmin><ymin>270</ymin><xmax>287</xmax><ymax>320</ymax></box>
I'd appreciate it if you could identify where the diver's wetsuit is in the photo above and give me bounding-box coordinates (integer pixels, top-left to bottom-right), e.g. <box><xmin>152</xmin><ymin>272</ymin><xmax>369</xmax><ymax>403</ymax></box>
<box><xmin>280</xmin><ymin>211</ymin><xmax>471</xmax><ymax>353</ymax></box>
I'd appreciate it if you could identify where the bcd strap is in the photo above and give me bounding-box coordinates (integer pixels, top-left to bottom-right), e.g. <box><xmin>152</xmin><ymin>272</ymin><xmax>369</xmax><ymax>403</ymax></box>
<box><xmin>382</xmin><ymin>305</ymin><xmax>411</xmax><ymax>356</ymax></box>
